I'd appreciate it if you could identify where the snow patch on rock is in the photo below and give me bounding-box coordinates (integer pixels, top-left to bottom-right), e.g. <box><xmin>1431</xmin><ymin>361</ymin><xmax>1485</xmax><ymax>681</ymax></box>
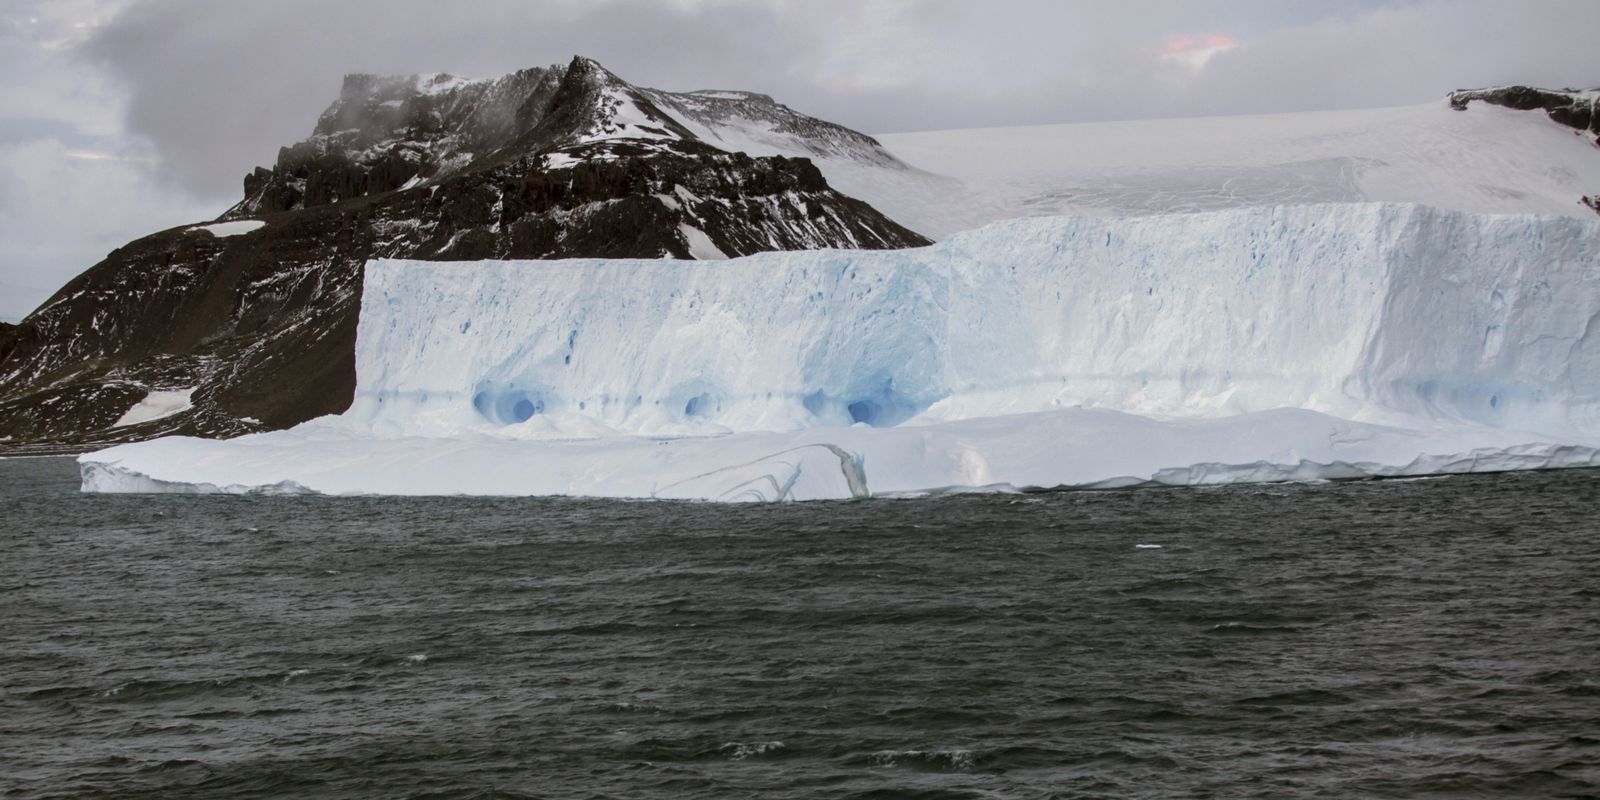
<box><xmin>189</xmin><ymin>220</ymin><xmax>266</xmax><ymax>238</ymax></box>
<box><xmin>678</xmin><ymin>224</ymin><xmax>728</xmax><ymax>260</ymax></box>
<box><xmin>111</xmin><ymin>388</ymin><xmax>195</xmax><ymax>428</ymax></box>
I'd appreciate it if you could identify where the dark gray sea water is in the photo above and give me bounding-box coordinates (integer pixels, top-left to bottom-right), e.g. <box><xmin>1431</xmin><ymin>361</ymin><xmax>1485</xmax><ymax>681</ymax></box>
<box><xmin>3</xmin><ymin>456</ymin><xmax>1599</xmax><ymax>799</ymax></box>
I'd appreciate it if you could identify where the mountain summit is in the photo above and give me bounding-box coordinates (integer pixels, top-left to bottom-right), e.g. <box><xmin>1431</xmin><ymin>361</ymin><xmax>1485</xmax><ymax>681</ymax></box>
<box><xmin>228</xmin><ymin>56</ymin><xmax>906</xmax><ymax>221</ymax></box>
<box><xmin>0</xmin><ymin>57</ymin><xmax>928</xmax><ymax>452</ymax></box>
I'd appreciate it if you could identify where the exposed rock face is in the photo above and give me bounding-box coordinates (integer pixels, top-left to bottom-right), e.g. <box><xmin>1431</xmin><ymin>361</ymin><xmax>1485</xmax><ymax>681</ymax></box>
<box><xmin>226</xmin><ymin>57</ymin><xmax>913</xmax><ymax>220</ymax></box>
<box><xmin>0</xmin><ymin>56</ymin><xmax>929</xmax><ymax>453</ymax></box>
<box><xmin>1450</xmin><ymin>86</ymin><xmax>1600</xmax><ymax>140</ymax></box>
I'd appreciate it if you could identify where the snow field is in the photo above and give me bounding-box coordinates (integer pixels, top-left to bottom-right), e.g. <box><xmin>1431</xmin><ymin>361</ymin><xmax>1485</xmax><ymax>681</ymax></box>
<box><xmin>831</xmin><ymin>101</ymin><xmax>1600</xmax><ymax>238</ymax></box>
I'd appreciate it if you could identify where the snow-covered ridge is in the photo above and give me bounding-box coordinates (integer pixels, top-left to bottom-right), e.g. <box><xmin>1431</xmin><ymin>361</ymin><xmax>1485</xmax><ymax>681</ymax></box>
<box><xmin>81</xmin><ymin>204</ymin><xmax>1600</xmax><ymax>499</ymax></box>
<box><xmin>641</xmin><ymin>86</ymin><xmax>903</xmax><ymax>167</ymax></box>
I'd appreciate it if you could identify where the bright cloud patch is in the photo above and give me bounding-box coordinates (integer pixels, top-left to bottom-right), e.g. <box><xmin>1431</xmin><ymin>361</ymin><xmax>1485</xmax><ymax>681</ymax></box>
<box><xmin>1158</xmin><ymin>33</ymin><xmax>1237</xmax><ymax>71</ymax></box>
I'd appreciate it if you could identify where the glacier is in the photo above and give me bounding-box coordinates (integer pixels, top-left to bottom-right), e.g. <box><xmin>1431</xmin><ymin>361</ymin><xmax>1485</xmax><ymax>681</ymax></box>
<box><xmin>80</xmin><ymin>203</ymin><xmax>1600</xmax><ymax>500</ymax></box>
<box><xmin>823</xmin><ymin>101</ymin><xmax>1600</xmax><ymax>238</ymax></box>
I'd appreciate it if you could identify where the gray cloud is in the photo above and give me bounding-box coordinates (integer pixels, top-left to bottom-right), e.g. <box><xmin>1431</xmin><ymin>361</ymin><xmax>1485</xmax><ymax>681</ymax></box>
<box><xmin>0</xmin><ymin>0</ymin><xmax>217</xmax><ymax>320</ymax></box>
<box><xmin>79</xmin><ymin>0</ymin><xmax>1596</xmax><ymax>199</ymax></box>
<box><xmin>0</xmin><ymin>0</ymin><xmax>1594</xmax><ymax>318</ymax></box>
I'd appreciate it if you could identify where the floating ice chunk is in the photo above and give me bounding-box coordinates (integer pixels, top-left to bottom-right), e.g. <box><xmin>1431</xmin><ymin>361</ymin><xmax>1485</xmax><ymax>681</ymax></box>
<box><xmin>75</xmin><ymin>407</ymin><xmax>1600</xmax><ymax>500</ymax></box>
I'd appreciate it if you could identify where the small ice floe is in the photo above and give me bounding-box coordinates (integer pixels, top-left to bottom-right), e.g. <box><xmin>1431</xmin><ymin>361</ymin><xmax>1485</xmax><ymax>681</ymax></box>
<box><xmin>404</xmin><ymin>653</ymin><xmax>429</xmax><ymax>663</ymax></box>
<box><xmin>1135</xmin><ymin>543</ymin><xmax>1163</xmax><ymax>549</ymax></box>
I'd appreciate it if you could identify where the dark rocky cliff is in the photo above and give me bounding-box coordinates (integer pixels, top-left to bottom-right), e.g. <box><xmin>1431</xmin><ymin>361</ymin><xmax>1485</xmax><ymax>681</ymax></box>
<box><xmin>0</xmin><ymin>57</ymin><xmax>929</xmax><ymax>453</ymax></box>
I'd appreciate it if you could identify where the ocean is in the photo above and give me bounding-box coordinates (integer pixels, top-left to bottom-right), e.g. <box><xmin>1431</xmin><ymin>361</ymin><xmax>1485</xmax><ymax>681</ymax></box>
<box><xmin>4</xmin><ymin>456</ymin><xmax>1598</xmax><ymax>798</ymax></box>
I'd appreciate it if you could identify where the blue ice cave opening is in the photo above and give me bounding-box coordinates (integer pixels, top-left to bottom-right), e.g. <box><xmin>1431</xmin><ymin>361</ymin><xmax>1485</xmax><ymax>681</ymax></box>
<box><xmin>847</xmin><ymin>398</ymin><xmax>888</xmax><ymax>425</ymax></box>
<box><xmin>472</xmin><ymin>383</ymin><xmax>552</xmax><ymax>425</ymax></box>
<box><xmin>846</xmin><ymin>378</ymin><xmax>921</xmax><ymax>427</ymax></box>
<box><xmin>684</xmin><ymin>392</ymin><xmax>714</xmax><ymax>418</ymax></box>
<box><xmin>512</xmin><ymin>397</ymin><xmax>537</xmax><ymax>422</ymax></box>
<box><xmin>802</xmin><ymin>390</ymin><xmax>830</xmax><ymax>418</ymax></box>
<box><xmin>805</xmin><ymin>377</ymin><xmax>924</xmax><ymax>428</ymax></box>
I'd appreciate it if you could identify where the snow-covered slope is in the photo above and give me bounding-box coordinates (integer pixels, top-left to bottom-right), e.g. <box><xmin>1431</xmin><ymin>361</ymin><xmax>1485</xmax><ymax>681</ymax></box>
<box><xmin>641</xmin><ymin>88</ymin><xmax>904</xmax><ymax>167</ymax></box>
<box><xmin>81</xmin><ymin>204</ymin><xmax>1600</xmax><ymax>499</ymax></box>
<box><xmin>823</xmin><ymin>100</ymin><xmax>1600</xmax><ymax>238</ymax></box>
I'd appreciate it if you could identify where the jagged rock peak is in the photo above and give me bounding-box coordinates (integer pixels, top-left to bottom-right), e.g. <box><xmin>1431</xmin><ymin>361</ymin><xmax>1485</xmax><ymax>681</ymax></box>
<box><xmin>314</xmin><ymin>66</ymin><xmax>561</xmax><ymax>141</ymax></box>
<box><xmin>525</xmin><ymin>55</ymin><xmax>701</xmax><ymax>152</ymax></box>
<box><xmin>224</xmin><ymin>56</ymin><xmax>904</xmax><ymax>219</ymax></box>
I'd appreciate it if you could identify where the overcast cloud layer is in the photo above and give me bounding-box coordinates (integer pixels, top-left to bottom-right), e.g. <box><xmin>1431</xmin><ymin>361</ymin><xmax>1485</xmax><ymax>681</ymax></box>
<box><xmin>1</xmin><ymin>0</ymin><xmax>1596</xmax><ymax>320</ymax></box>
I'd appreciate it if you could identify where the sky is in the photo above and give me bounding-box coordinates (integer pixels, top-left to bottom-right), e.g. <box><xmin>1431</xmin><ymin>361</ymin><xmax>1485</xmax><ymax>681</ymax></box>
<box><xmin>1</xmin><ymin>0</ymin><xmax>1596</xmax><ymax>321</ymax></box>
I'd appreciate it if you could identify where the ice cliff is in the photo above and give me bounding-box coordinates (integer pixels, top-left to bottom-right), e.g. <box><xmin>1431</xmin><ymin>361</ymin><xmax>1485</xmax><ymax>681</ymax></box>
<box><xmin>81</xmin><ymin>204</ymin><xmax>1600</xmax><ymax>499</ymax></box>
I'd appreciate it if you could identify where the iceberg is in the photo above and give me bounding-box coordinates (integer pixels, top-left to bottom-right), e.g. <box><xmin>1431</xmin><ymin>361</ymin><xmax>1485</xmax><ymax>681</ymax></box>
<box><xmin>81</xmin><ymin>204</ymin><xmax>1600</xmax><ymax>500</ymax></box>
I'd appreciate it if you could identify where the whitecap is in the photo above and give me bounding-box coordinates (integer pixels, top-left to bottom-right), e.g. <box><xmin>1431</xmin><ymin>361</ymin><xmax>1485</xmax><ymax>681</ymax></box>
<box><xmin>721</xmin><ymin>741</ymin><xmax>785</xmax><ymax>760</ymax></box>
<box><xmin>870</xmin><ymin>749</ymin><xmax>975</xmax><ymax>770</ymax></box>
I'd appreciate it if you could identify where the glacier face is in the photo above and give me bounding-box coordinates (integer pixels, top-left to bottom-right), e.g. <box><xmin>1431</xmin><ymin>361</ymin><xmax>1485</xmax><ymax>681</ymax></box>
<box><xmin>347</xmin><ymin>203</ymin><xmax>1600</xmax><ymax>436</ymax></box>
<box><xmin>81</xmin><ymin>204</ymin><xmax>1600</xmax><ymax>499</ymax></box>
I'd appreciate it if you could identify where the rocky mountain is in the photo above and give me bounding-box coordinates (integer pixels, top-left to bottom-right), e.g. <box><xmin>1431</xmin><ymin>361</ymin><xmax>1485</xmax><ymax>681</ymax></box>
<box><xmin>225</xmin><ymin>57</ymin><xmax>909</xmax><ymax>220</ymax></box>
<box><xmin>0</xmin><ymin>57</ymin><xmax>929</xmax><ymax>453</ymax></box>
